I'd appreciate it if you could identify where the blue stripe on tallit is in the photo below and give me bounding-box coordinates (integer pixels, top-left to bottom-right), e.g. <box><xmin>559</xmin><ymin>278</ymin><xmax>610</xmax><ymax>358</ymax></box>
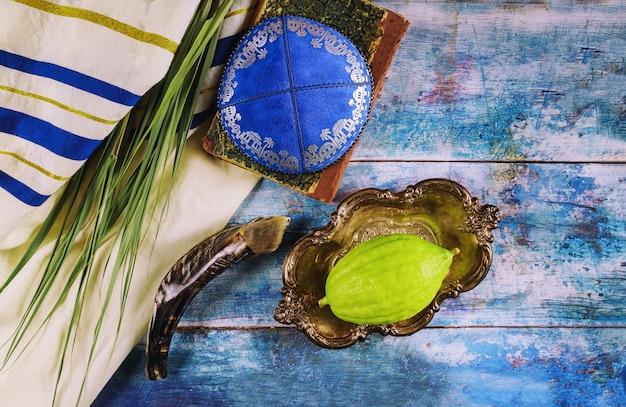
<box><xmin>0</xmin><ymin>49</ymin><xmax>141</xmax><ymax>106</ymax></box>
<box><xmin>187</xmin><ymin>33</ymin><xmax>244</xmax><ymax>130</ymax></box>
<box><xmin>190</xmin><ymin>102</ymin><xmax>217</xmax><ymax>129</ymax></box>
<box><xmin>212</xmin><ymin>32</ymin><xmax>245</xmax><ymax>67</ymax></box>
<box><xmin>0</xmin><ymin>170</ymin><xmax>48</xmax><ymax>206</ymax></box>
<box><xmin>0</xmin><ymin>107</ymin><xmax>102</xmax><ymax>160</ymax></box>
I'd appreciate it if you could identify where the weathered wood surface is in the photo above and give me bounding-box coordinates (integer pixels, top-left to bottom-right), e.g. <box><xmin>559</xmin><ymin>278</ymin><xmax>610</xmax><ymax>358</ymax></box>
<box><xmin>94</xmin><ymin>0</ymin><xmax>626</xmax><ymax>405</ymax></box>
<box><xmin>116</xmin><ymin>162</ymin><xmax>621</xmax><ymax>331</ymax></box>
<box><xmin>95</xmin><ymin>328</ymin><xmax>625</xmax><ymax>407</ymax></box>
<box><xmin>359</xmin><ymin>0</ymin><xmax>626</xmax><ymax>162</ymax></box>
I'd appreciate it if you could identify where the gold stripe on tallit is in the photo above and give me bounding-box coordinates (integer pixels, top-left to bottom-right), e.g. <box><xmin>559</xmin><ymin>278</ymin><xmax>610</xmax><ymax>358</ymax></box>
<box><xmin>14</xmin><ymin>0</ymin><xmax>178</xmax><ymax>53</ymax></box>
<box><xmin>0</xmin><ymin>85</ymin><xmax>118</xmax><ymax>124</ymax></box>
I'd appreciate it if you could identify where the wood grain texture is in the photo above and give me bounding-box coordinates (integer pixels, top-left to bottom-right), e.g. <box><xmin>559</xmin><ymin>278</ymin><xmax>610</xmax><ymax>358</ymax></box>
<box><xmin>359</xmin><ymin>1</ymin><xmax>626</xmax><ymax>161</ymax></box>
<box><xmin>94</xmin><ymin>328</ymin><xmax>626</xmax><ymax>406</ymax></box>
<box><xmin>94</xmin><ymin>0</ymin><xmax>626</xmax><ymax>405</ymax></box>
<box><xmin>166</xmin><ymin>162</ymin><xmax>626</xmax><ymax>329</ymax></box>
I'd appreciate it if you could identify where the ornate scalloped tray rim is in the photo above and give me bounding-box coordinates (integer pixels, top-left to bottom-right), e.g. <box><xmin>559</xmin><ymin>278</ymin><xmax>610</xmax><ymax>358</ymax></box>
<box><xmin>274</xmin><ymin>179</ymin><xmax>502</xmax><ymax>349</ymax></box>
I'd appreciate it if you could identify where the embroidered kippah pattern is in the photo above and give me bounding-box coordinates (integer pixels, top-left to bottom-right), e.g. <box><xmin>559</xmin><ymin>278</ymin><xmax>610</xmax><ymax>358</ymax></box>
<box><xmin>218</xmin><ymin>15</ymin><xmax>372</xmax><ymax>174</ymax></box>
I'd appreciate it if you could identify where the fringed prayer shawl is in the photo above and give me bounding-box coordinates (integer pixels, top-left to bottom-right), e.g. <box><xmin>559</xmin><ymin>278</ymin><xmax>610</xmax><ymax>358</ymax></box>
<box><xmin>0</xmin><ymin>1</ymin><xmax>260</xmax><ymax>405</ymax></box>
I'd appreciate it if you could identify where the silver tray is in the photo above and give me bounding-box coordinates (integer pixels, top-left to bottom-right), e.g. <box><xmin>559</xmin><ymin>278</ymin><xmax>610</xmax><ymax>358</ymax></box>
<box><xmin>274</xmin><ymin>179</ymin><xmax>501</xmax><ymax>349</ymax></box>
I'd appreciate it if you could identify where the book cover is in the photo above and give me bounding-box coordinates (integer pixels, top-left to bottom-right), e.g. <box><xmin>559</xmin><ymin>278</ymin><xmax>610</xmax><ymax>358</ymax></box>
<box><xmin>202</xmin><ymin>0</ymin><xmax>409</xmax><ymax>202</ymax></box>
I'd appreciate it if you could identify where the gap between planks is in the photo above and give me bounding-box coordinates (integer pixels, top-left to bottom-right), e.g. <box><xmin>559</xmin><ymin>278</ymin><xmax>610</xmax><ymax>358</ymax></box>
<box><xmin>172</xmin><ymin>324</ymin><xmax>626</xmax><ymax>333</ymax></box>
<box><xmin>350</xmin><ymin>159</ymin><xmax>626</xmax><ymax>165</ymax></box>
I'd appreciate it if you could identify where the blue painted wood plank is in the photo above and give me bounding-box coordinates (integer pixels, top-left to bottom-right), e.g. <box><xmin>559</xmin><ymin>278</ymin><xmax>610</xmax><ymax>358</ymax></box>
<box><xmin>93</xmin><ymin>327</ymin><xmax>626</xmax><ymax>406</ymax></box>
<box><xmin>176</xmin><ymin>162</ymin><xmax>626</xmax><ymax>328</ymax></box>
<box><xmin>358</xmin><ymin>1</ymin><xmax>626</xmax><ymax>161</ymax></box>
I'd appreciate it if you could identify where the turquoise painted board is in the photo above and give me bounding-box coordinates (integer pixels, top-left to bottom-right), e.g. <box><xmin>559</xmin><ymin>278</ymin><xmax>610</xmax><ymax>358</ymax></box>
<box><xmin>94</xmin><ymin>328</ymin><xmax>626</xmax><ymax>406</ymax></box>
<box><xmin>173</xmin><ymin>162</ymin><xmax>626</xmax><ymax>328</ymax></box>
<box><xmin>359</xmin><ymin>1</ymin><xmax>626</xmax><ymax>161</ymax></box>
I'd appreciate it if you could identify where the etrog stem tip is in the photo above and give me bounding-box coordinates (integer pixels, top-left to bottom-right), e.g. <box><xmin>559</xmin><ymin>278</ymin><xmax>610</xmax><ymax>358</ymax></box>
<box><xmin>318</xmin><ymin>297</ymin><xmax>329</xmax><ymax>308</ymax></box>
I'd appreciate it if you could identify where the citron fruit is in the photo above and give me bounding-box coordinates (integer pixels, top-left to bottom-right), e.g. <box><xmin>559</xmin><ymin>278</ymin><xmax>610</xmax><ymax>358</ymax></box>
<box><xmin>318</xmin><ymin>234</ymin><xmax>459</xmax><ymax>325</ymax></box>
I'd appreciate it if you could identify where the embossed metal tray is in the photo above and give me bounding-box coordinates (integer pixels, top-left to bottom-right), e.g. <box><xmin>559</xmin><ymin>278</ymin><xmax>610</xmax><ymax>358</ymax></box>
<box><xmin>274</xmin><ymin>179</ymin><xmax>501</xmax><ymax>349</ymax></box>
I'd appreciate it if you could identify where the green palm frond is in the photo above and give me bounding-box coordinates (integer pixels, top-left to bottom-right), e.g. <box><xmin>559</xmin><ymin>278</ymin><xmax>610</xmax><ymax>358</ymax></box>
<box><xmin>0</xmin><ymin>0</ymin><xmax>235</xmax><ymax>405</ymax></box>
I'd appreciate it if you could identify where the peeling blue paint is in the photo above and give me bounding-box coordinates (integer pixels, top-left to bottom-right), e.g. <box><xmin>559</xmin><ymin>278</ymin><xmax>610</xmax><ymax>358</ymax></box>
<box><xmin>94</xmin><ymin>329</ymin><xmax>626</xmax><ymax>407</ymax></box>
<box><xmin>360</xmin><ymin>4</ymin><xmax>626</xmax><ymax>160</ymax></box>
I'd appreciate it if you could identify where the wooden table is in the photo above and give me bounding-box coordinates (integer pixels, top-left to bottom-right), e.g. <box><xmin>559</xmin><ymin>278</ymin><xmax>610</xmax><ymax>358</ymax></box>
<box><xmin>94</xmin><ymin>1</ymin><xmax>626</xmax><ymax>405</ymax></box>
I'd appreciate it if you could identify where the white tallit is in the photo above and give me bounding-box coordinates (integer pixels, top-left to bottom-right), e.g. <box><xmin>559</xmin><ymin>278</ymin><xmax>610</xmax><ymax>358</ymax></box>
<box><xmin>0</xmin><ymin>0</ymin><xmax>261</xmax><ymax>405</ymax></box>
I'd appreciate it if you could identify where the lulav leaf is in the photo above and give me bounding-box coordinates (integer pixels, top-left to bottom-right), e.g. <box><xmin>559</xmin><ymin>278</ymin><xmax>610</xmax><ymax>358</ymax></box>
<box><xmin>0</xmin><ymin>1</ymin><xmax>236</xmax><ymax>405</ymax></box>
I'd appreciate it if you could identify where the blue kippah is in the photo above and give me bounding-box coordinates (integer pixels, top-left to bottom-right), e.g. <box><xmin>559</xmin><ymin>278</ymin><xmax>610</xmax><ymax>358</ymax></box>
<box><xmin>218</xmin><ymin>15</ymin><xmax>372</xmax><ymax>174</ymax></box>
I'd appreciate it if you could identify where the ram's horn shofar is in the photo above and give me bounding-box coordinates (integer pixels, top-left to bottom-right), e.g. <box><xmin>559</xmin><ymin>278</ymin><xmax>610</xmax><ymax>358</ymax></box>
<box><xmin>145</xmin><ymin>216</ymin><xmax>290</xmax><ymax>380</ymax></box>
